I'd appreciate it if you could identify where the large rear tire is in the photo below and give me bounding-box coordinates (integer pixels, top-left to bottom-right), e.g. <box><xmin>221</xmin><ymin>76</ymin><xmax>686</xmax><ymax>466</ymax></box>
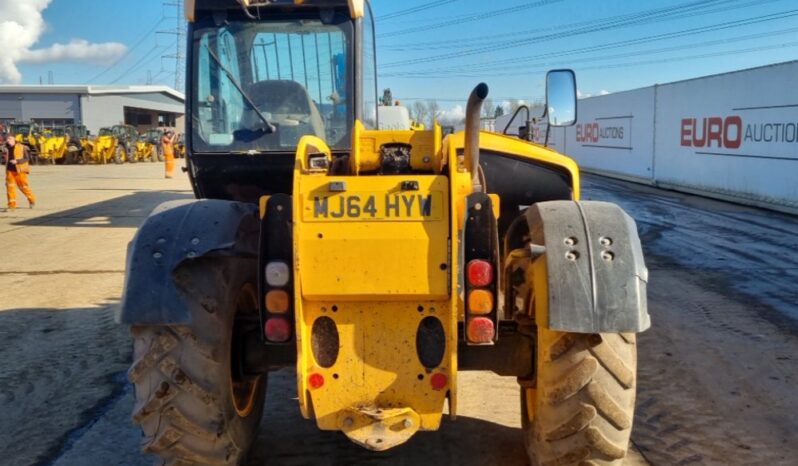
<box><xmin>128</xmin><ymin>259</ymin><xmax>266</xmax><ymax>465</ymax></box>
<box><xmin>522</xmin><ymin>329</ymin><xmax>637</xmax><ymax>466</ymax></box>
<box><xmin>113</xmin><ymin>146</ymin><xmax>124</xmax><ymax>164</ymax></box>
<box><xmin>65</xmin><ymin>145</ymin><xmax>81</xmax><ymax>165</ymax></box>
<box><xmin>127</xmin><ymin>144</ymin><xmax>138</xmax><ymax>163</ymax></box>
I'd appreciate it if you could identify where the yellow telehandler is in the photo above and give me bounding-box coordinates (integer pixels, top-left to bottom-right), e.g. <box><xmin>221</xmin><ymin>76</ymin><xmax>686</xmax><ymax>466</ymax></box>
<box><xmin>9</xmin><ymin>122</ymin><xmax>44</xmax><ymax>164</ymax></box>
<box><xmin>38</xmin><ymin>127</ymin><xmax>67</xmax><ymax>164</ymax></box>
<box><xmin>85</xmin><ymin>125</ymin><xmax>138</xmax><ymax>164</ymax></box>
<box><xmin>133</xmin><ymin>130</ymin><xmax>161</xmax><ymax>163</ymax></box>
<box><xmin>140</xmin><ymin>128</ymin><xmax>165</xmax><ymax>162</ymax></box>
<box><xmin>65</xmin><ymin>124</ymin><xmax>91</xmax><ymax>164</ymax></box>
<box><xmin>84</xmin><ymin>127</ymin><xmax>120</xmax><ymax>164</ymax></box>
<box><xmin>38</xmin><ymin>126</ymin><xmax>86</xmax><ymax>164</ymax></box>
<box><xmin>120</xmin><ymin>1</ymin><xmax>649</xmax><ymax>465</ymax></box>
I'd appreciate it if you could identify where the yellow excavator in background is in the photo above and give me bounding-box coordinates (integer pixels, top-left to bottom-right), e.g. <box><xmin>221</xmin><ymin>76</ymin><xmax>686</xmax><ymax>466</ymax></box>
<box><xmin>120</xmin><ymin>1</ymin><xmax>650</xmax><ymax>465</ymax></box>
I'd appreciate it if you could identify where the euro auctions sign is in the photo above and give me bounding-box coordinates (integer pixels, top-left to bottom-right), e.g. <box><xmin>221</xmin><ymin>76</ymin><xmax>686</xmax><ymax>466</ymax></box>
<box><xmin>679</xmin><ymin>108</ymin><xmax>798</xmax><ymax>160</ymax></box>
<box><xmin>575</xmin><ymin>116</ymin><xmax>632</xmax><ymax>150</ymax></box>
<box><xmin>562</xmin><ymin>62</ymin><xmax>798</xmax><ymax>210</ymax></box>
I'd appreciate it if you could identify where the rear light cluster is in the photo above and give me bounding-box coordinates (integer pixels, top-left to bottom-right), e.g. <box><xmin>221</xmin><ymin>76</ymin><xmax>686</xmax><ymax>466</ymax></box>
<box><xmin>264</xmin><ymin>261</ymin><xmax>293</xmax><ymax>343</ymax></box>
<box><xmin>466</xmin><ymin>259</ymin><xmax>496</xmax><ymax>344</ymax></box>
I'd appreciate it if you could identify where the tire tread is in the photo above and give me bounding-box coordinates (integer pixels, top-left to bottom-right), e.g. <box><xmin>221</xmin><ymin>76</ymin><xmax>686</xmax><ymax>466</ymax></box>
<box><xmin>525</xmin><ymin>331</ymin><xmax>637</xmax><ymax>466</ymax></box>
<box><xmin>131</xmin><ymin>327</ymin><xmax>241</xmax><ymax>465</ymax></box>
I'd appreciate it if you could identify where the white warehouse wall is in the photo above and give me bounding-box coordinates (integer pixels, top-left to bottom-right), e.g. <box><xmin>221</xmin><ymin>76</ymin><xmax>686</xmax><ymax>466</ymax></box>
<box><xmin>547</xmin><ymin>60</ymin><xmax>798</xmax><ymax>213</ymax></box>
<box><xmin>80</xmin><ymin>93</ymin><xmax>184</xmax><ymax>134</ymax></box>
<box><xmin>653</xmin><ymin>61</ymin><xmax>798</xmax><ymax>209</ymax></box>
<box><xmin>563</xmin><ymin>87</ymin><xmax>656</xmax><ymax>182</ymax></box>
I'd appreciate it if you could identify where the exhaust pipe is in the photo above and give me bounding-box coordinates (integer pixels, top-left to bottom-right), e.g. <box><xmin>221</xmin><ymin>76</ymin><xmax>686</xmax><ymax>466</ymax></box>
<box><xmin>464</xmin><ymin>83</ymin><xmax>489</xmax><ymax>192</ymax></box>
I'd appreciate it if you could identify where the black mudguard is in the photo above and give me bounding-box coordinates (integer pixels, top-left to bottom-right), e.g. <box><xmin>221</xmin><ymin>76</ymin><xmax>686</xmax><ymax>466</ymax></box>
<box><xmin>118</xmin><ymin>199</ymin><xmax>259</xmax><ymax>325</ymax></box>
<box><xmin>526</xmin><ymin>201</ymin><xmax>650</xmax><ymax>333</ymax></box>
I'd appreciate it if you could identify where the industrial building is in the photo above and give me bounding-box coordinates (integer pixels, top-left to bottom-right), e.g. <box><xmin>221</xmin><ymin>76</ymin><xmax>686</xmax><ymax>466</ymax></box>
<box><xmin>0</xmin><ymin>85</ymin><xmax>184</xmax><ymax>135</ymax></box>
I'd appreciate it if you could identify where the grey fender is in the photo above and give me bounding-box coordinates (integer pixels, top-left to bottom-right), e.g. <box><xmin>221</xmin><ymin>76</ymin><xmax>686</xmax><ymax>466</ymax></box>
<box><xmin>526</xmin><ymin>201</ymin><xmax>650</xmax><ymax>333</ymax></box>
<box><xmin>118</xmin><ymin>199</ymin><xmax>259</xmax><ymax>325</ymax></box>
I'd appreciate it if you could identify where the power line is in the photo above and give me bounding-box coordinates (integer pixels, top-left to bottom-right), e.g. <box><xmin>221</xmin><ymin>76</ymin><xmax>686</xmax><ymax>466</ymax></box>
<box><xmin>159</xmin><ymin>0</ymin><xmax>186</xmax><ymax>91</ymax></box>
<box><xmin>480</xmin><ymin>27</ymin><xmax>798</xmax><ymax>76</ymax></box>
<box><xmin>87</xmin><ymin>18</ymin><xmax>166</xmax><ymax>83</ymax></box>
<box><xmin>378</xmin><ymin>0</ymin><xmax>460</xmax><ymax>21</ymax></box>
<box><xmin>380</xmin><ymin>0</ymin><xmax>751</xmax><ymax>68</ymax></box>
<box><xmin>378</xmin><ymin>0</ymin><xmax>564</xmax><ymax>39</ymax></box>
<box><xmin>381</xmin><ymin>0</ymin><xmax>785</xmax><ymax>51</ymax></box>
<box><xmin>380</xmin><ymin>9</ymin><xmax>798</xmax><ymax>77</ymax></box>
<box><xmin>109</xmin><ymin>44</ymin><xmax>171</xmax><ymax>84</ymax></box>
<box><xmin>155</xmin><ymin>71</ymin><xmax>177</xmax><ymax>86</ymax></box>
<box><xmin>382</xmin><ymin>41</ymin><xmax>798</xmax><ymax>81</ymax></box>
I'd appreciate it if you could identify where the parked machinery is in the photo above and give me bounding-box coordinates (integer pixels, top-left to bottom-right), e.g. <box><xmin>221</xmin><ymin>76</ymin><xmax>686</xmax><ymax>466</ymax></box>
<box><xmin>85</xmin><ymin>124</ymin><xmax>139</xmax><ymax>164</ymax></box>
<box><xmin>120</xmin><ymin>1</ymin><xmax>650</xmax><ymax>465</ymax></box>
<box><xmin>38</xmin><ymin>127</ymin><xmax>67</xmax><ymax>164</ymax></box>
<box><xmin>9</xmin><ymin>122</ymin><xmax>44</xmax><ymax>164</ymax></box>
<box><xmin>85</xmin><ymin>127</ymin><xmax>120</xmax><ymax>164</ymax></box>
<box><xmin>140</xmin><ymin>128</ymin><xmax>165</xmax><ymax>162</ymax></box>
<box><xmin>174</xmin><ymin>132</ymin><xmax>186</xmax><ymax>159</ymax></box>
<box><xmin>135</xmin><ymin>136</ymin><xmax>158</xmax><ymax>163</ymax></box>
<box><xmin>38</xmin><ymin>126</ymin><xmax>86</xmax><ymax>165</ymax></box>
<box><xmin>64</xmin><ymin>124</ymin><xmax>90</xmax><ymax>164</ymax></box>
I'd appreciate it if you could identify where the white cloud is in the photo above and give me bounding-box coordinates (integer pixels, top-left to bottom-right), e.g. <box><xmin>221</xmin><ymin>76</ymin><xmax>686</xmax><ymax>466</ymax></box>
<box><xmin>439</xmin><ymin>104</ymin><xmax>465</xmax><ymax>123</ymax></box>
<box><xmin>0</xmin><ymin>0</ymin><xmax>127</xmax><ymax>83</ymax></box>
<box><xmin>21</xmin><ymin>39</ymin><xmax>127</xmax><ymax>65</ymax></box>
<box><xmin>599</xmin><ymin>89</ymin><xmax>611</xmax><ymax>96</ymax></box>
<box><xmin>576</xmin><ymin>89</ymin><xmax>592</xmax><ymax>99</ymax></box>
<box><xmin>500</xmin><ymin>99</ymin><xmax>529</xmax><ymax>113</ymax></box>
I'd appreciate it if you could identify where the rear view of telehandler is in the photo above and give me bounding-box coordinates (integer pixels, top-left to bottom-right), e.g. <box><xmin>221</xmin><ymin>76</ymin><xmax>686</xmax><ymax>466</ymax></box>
<box><xmin>120</xmin><ymin>1</ymin><xmax>650</xmax><ymax>465</ymax></box>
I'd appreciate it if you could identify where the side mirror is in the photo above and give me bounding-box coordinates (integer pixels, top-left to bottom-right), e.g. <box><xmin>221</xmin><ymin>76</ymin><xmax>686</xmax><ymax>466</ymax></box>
<box><xmin>546</xmin><ymin>69</ymin><xmax>577</xmax><ymax>127</ymax></box>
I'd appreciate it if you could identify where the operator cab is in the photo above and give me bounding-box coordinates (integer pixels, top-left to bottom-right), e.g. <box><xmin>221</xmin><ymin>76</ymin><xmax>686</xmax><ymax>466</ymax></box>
<box><xmin>186</xmin><ymin>0</ymin><xmax>377</xmax><ymax>201</ymax></box>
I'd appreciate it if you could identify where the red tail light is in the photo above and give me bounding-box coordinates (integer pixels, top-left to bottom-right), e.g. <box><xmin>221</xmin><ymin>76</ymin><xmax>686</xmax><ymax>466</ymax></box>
<box><xmin>264</xmin><ymin>317</ymin><xmax>291</xmax><ymax>342</ymax></box>
<box><xmin>467</xmin><ymin>259</ymin><xmax>493</xmax><ymax>287</ymax></box>
<box><xmin>467</xmin><ymin>317</ymin><xmax>495</xmax><ymax>343</ymax></box>
<box><xmin>308</xmin><ymin>372</ymin><xmax>325</xmax><ymax>390</ymax></box>
<box><xmin>430</xmin><ymin>372</ymin><xmax>448</xmax><ymax>391</ymax></box>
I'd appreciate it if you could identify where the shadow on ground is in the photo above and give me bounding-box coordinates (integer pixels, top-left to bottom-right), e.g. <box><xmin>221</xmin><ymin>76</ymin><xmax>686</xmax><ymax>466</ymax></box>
<box><xmin>0</xmin><ymin>304</ymin><xmax>133</xmax><ymax>466</ymax></box>
<box><xmin>248</xmin><ymin>369</ymin><xmax>528</xmax><ymax>466</ymax></box>
<box><xmin>13</xmin><ymin>191</ymin><xmax>193</xmax><ymax>229</ymax></box>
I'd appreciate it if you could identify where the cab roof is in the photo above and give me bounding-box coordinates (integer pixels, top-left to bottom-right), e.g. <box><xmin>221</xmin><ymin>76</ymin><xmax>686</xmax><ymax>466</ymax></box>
<box><xmin>186</xmin><ymin>0</ymin><xmax>364</xmax><ymax>21</ymax></box>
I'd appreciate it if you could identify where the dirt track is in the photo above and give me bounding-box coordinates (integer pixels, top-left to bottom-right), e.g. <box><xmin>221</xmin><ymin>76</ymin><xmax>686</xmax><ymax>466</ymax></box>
<box><xmin>0</xmin><ymin>164</ymin><xmax>796</xmax><ymax>465</ymax></box>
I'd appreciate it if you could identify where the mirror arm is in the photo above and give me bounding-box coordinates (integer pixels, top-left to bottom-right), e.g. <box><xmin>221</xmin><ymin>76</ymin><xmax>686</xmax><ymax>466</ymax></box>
<box><xmin>544</xmin><ymin>123</ymin><xmax>551</xmax><ymax>148</ymax></box>
<box><xmin>502</xmin><ymin>104</ymin><xmax>532</xmax><ymax>137</ymax></box>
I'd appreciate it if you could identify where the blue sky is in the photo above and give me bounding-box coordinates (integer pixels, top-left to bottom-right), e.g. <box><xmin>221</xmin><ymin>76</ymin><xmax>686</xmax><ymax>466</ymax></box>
<box><xmin>11</xmin><ymin>0</ymin><xmax>798</xmax><ymax>113</ymax></box>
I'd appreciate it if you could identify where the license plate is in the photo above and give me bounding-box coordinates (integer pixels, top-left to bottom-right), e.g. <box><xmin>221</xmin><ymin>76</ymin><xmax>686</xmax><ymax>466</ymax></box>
<box><xmin>305</xmin><ymin>192</ymin><xmax>444</xmax><ymax>222</ymax></box>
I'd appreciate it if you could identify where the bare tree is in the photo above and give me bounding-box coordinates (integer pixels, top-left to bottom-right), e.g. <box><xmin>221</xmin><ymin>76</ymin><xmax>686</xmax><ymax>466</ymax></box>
<box><xmin>427</xmin><ymin>100</ymin><xmax>442</xmax><ymax>126</ymax></box>
<box><xmin>481</xmin><ymin>98</ymin><xmax>494</xmax><ymax>119</ymax></box>
<box><xmin>411</xmin><ymin>101</ymin><xmax>429</xmax><ymax>126</ymax></box>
